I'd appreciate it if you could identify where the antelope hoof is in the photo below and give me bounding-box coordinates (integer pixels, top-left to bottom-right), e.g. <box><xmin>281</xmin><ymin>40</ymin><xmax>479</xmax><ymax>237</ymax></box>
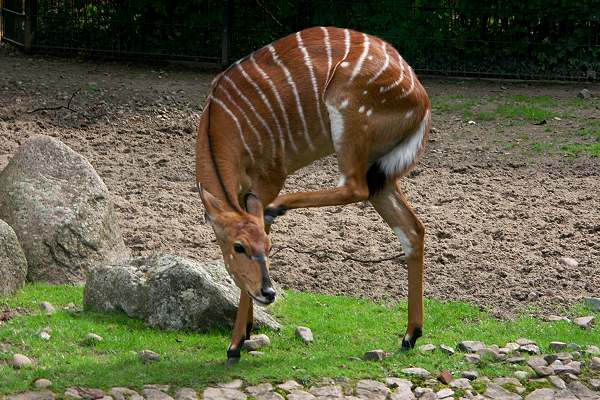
<box><xmin>401</xmin><ymin>327</ymin><xmax>423</xmax><ymax>351</ymax></box>
<box><xmin>264</xmin><ymin>205</ymin><xmax>287</xmax><ymax>225</ymax></box>
<box><xmin>226</xmin><ymin>356</ymin><xmax>240</xmax><ymax>367</ymax></box>
<box><xmin>227</xmin><ymin>345</ymin><xmax>242</xmax><ymax>363</ymax></box>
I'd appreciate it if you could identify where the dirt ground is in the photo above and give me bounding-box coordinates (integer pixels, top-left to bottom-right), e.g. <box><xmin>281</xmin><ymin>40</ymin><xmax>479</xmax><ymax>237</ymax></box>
<box><xmin>1</xmin><ymin>45</ymin><xmax>599</xmax><ymax>319</ymax></box>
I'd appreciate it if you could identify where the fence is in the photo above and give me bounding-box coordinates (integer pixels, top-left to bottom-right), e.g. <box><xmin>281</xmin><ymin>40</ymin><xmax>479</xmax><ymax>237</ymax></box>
<box><xmin>1</xmin><ymin>0</ymin><xmax>599</xmax><ymax>80</ymax></box>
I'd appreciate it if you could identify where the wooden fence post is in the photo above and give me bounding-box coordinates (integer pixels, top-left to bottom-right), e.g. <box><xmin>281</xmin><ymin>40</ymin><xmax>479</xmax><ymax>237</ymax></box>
<box><xmin>23</xmin><ymin>0</ymin><xmax>36</xmax><ymax>52</ymax></box>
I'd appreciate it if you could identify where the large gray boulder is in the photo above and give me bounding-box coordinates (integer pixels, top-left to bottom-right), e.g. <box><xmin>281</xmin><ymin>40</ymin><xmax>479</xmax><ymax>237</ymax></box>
<box><xmin>0</xmin><ymin>219</ymin><xmax>27</xmax><ymax>296</ymax></box>
<box><xmin>83</xmin><ymin>254</ymin><xmax>281</xmax><ymax>331</ymax></box>
<box><xmin>0</xmin><ymin>135</ymin><xmax>128</xmax><ymax>283</ymax></box>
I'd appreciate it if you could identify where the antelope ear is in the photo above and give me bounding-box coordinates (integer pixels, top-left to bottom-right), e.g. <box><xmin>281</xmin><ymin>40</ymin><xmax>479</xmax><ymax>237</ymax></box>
<box><xmin>245</xmin><ymin>193</ymin><xmax>264</xmax><ymax>221</ymax></box>
<box><xmin>200</xmin><ymin>187</ymin><xmax>224</xmax><ymax>221</ymax></box>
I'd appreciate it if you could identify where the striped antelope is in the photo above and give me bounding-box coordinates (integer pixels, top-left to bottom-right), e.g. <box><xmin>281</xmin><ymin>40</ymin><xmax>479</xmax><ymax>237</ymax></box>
<box><xmin>196</xmin><ymin>26</ymin><xmax>431</xmax><ymax>362</ymax></box>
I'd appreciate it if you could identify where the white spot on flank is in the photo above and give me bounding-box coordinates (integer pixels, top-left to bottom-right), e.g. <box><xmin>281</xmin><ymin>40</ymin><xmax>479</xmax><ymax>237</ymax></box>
<box><xmin>368</xmin><ymin>55</ymin><xmax>373</xmax><ymax>60</ymax></box>
<box><xmin>268</xmin><ymin>45</ymin><xmax>314</xmax><ymax>150</ymax></box>
<box><xmin>393</xmin><ymin>227</ymin><xmax>413</xmax><ymax>256</ymax></box>
<box><xmin>378</xmin><ymin>109</ymin><xmax>430</xmax><ymax>176</ymax></box>
<box><xmin>363</xmin><ymin>90</ymin><xmax>368</xmax><ymax>95</ymax></box>
<box><xmin>341</xmin><ymin>61</ymin><xmax>350</xmax><ymax>68</ymax></box>
<box><xmin>297</xmin><ymin>31</ymin><xmax>328</xmax><ymax>138</ymax></box>
<box><xmin>350</xmin><ymin>33</ymin><xmax>370</xmax><ymax>82</ymax></box>
<box><xmin>366</xmin><ymin>109</ymin><xmax>373</xmax><ymax>117</ymax></box>
<box><xmin>339</xmin><ymin>99</ymin><xmax>349</xmax><ymax>109</ymax></box>
<box><xmin>326</xmin><ymin>103</ymin><xmax>344</xmax><ymax>151</ymax></box>
<box><xmin>358</xmin><ymin>105</ymin><xmax>365</xmax><ymax>113</ymax></box>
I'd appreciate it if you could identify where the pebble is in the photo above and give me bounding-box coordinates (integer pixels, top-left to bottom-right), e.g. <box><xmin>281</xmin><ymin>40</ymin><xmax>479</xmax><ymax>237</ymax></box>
<box><xmin>483</xmin><ymin>383</ymin><xmax>522</xmax><ymax>400</ymax></box>
<box><xmin>295</xmin><ymin>326</ymin><xmax>313</xmax><ymax>343</ymax></box>
<box><xmin>590</xmin><ymin>379</ymin><xmax>600</xmax><ymax>390</ymax></box>
<box><xmin>437</xmin><ymin>370</ymin><xmax>453</xmax><ymax>385</ymax></box>
<box><xmin>543</xmin><ymin>354</ymin><xmax>558</xmax><ymax>364</ymax></box>
<box><xmin>39</xmin><ymin>301</ymin><xmax>56</xmax><ymax>315</ymax></box>
<box><xmin>514</xmin><ymin>371</ymin><xmax>528</xmax><ymax>380</ymax></box>
<box><xmin>519</xmin><ymin>344</ymin><xmax>541</xmax><ymax>354</ymax></box>
<box><xmin>277</xmin><ymin>380</ymin><xmax>303</xmax><ymax>392</ymax></box>
<box><xmin>64</xmin><ymin>388</ymin><xmax>82</xmax><ymax>399</ymax></box>
<box><xmin>400</xmin><ymin>367</ymin><xmax>431</xmax><ymax>378</ymax></box>
<box><xmin>363</xmin><ymin>349</ymin><xmax>386</xmax><ymax>361</ymax></box>
<box><xmin>458</xmin><ymin>340</ymin><xmax>485</xmax><ymax>353</ymax></box>
<box><xmin>505</xmin><ymin>342</ymin><xmax>521</xmax><ymax>352</ymax></box>
<box><xmin>250</xmin><ymin>334</ymin><xmax>270</xmax><ymax>347</ymax></box>
<box><xmin>586</xmin><ymin>345</ymin><xmax>600</xmax><ymax>356</ymax></box>
<box><xmin>40</xmin><ymin>331</ymin><xmax>51</xmax><ymax>341</ymax></box>
<box><xmin>548</xmin><ymin>375</ymin><xmax>567</xmax><ymax>390</ymax></box>
<box><xmin>308</xmin><ymin>385</ymin><xmax>342</xmax><ymax>398</ymax></box>
<box><xmin>436</xmin><ymin>388</ymin><xmax>454</xmax><ymax>398</ymax></box>
<box><xmin>143</xmin><ymin>389</ymin><xmax>174</xmax><ymax>400</ymax></box>
<box><xmin>7</xmin><ymin>392</ymin><xmax>54</xmax><ymax>400</ymax></box>
<box><xmin>218</xmin><ymin>380</ymin><xmax>244</xmax><ymax>390</ymax></box>
<box><xmin>245</xmin><ymin>383</ymin><xmax>273</xmax><ymax>396</ymax></box>
<box><xmin>546</xmin><ymin>315</ymin><xmax>571</xmax><ymax>323</ymax></box>
<box><xmin>439</xmin><ymin>344</ymin><xmax>455</xmax><ymax>355</ymax></box>
<box><xmin>85</xmin><ymin>333</ymin><xmax>104</xmax><ymax>343</ymax></box>
<box><xmin>461</xmin><ymin>370</ymin><xmax>479</xmax><ymax>380</ymax></box>
<box><xmin>355</xmin><ymin>379</ymin><xmax>390</xmax><ymax>400</ymax></box>
<box><xmin>34</xmin><ymin>379</ymin><xmax>53</xmax><ymax>388</ymax></box>
<box><xmin>203</xmin><ymin>388</ymin><xmax>247</xmax><ymax>400</ymax></box>
<box><xmin>413</xmin><ymin>387</ymin><xmax>433</xmax><ymax>397</ymax></box>
<box><xmin>11</xmin><ymin>353</ymin><xmax>33</xmax><ymax>368</ymax></box>
<box><xmin>248</xmin><ymin>350</ymin><xmax>264</xmax><ymax>356</ymax></box>
<box><xmin>418</xmin><ymin>343</ymin><xmax>436</xmax><ymax>352</ymax></box>
<box><xmin>110</xmin><ymin>388</ymin><xmax>143</xmax><ymax>400</ymax></box>
<box><xmin>255</xmin><ymin>393</ymin><xmax>284</xmax><ymax>400</ymax></box>
<box><xmin>174</xmin><ymin>389</ymin><xmax>197</xmax><ymax>400</ymax></box>
<box><xmin>591</xmin><ymin>356</ymin><xmax>600</xmax><ymax>369</ymax></box>
<box><xmin>549</xmin><ymin>341</ymin><xmax>566</xmax><ymax>351</ymax></box>
<box><xmin>384</xmin><ymin>377</ymin><xmax>412</xmax><ymax>389</ymax></box>
<box><xmin>516</xmin><ymin>338</ymin><xmax>536</xmax><ymax>346</ymax></box>
<box><xmin>138</xmin><ymin>350</ymin><xmax>161</xmax><ymax>363</ymax></box>
<box><xmin>449</xmin><ymin>378</ymin><xmax>472</xmax><ymax>389</ymax></box>
<box><xmin>242</xmin><ymin>339</ymin><xmax>261</xmax><ymax>351</ymax></box>
<box><xmin>506</xmin><ymin>356</ymin><xmax>526</xmax><ymax>364</ymax></box>
<box><xmin>577</xmin><ymin>89</ymin><xmax>592</xmax><ymax>100</ymax></box>
<box><xmin>573</xmin><ymin>315</ymin><xmax>595</xmax><ymax>329</ymax></box>
<box><xmin>286</xmin><ymin>391</ymin><xmax>314</xmax><ymax>400</ymax></box>
<box><xmin>558</xmin><ymin>257</ymin><xmax>578</xmax><ymax>268</ymax></box>
<box><xmin>464</xmin><ymin>353</ymin><xmax>481</xmax><ymax>363</ymax></box>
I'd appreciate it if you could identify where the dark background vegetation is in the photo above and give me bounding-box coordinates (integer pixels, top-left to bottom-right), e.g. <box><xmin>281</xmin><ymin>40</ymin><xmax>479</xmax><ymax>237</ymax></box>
<box><xmin>2</xmin><ymin>0</ymin><xmax>600</xmax><ymax>79</ymax></box>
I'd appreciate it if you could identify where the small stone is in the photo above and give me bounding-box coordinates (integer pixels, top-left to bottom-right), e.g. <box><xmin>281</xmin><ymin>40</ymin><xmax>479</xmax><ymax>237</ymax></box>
<box><xmin>423</xmin><ymin>379</ymin><xmax>439</xmax><ymax>387</ymax></box>
<box><xmin>64</xmin><ymin>389</ymin><xmax>82</xmax><ymax>400</ymax></box>
<box><xmin>585</xmin><ymin>345</ymin><xmax>600</xmax><ymax>356</ymax></box>
<box><xmin>363</xmin><ymin>349</ymin><xmax>386</xmax><ymax>361</ymax></box>
<box><xmin>567</xmin><ymin>343</ymin><xmax>581</xmax><ymax>351</ymax></box>
<box><xmin>401</xmin><ymin>367</ymin><xmax>431</xmax><ymax>378</ymax></box>
<box><xmin>218</xmin><ymin>380</ymin><xmax>244</xmax><ymax>390</ymax></box>
<box><xmin>554</xmin><ymin>361</ymin><xmax>581</xmax><ymax>375</ymax></box>
<box><xmin>245</xmin><ymin>383</ymin><xmax>273</xmax><ymax>396</ymax></box>
<box><xmin>591</xmin><ymin>356</ymin><xmax>600</xmax><ymax>369</ymax></box>
<box><xmin>562</xmin><ymin>373</ymin><xmax>579</xmax><ymax>383</ymax></box>
<box><xmin>464</xmin><ymin>353</ymin><xmax>480</xmax><ymax>363</ymax></box>
<box><xmin>483</xmin><ymin>384</ymin><xmax>522</xmax><ymax>400</ymax></box>
<box><xmin>519</xmin><ymin>344</ymin><xmax>540</xmax><ymax>354</ymax></box>
<box><xmin>546</xmin><ymin>315</ymin><xmax>570</xmax><ymax>323</ymax></box>
<box><xmin>478</xmin><ymin>347</ymin><xmax>503</xmax><ymax>361</ymax></box>
<box><xmin>384</xmin><ymin>377</ymin><xmax>412</xmax><ymax>389</ymax></box>
<box><xmin>439</xmin><ymin>344</ymin><xmax>455</xmax><ymax>355</ymax></box>
<box><xmin>516</xmin><ymin>338</ymin><xmax>536</xmax><ymax>346</ymax></box>
<box><xmin>308</xmin><ymin>385</ymin><xmax>342</xmax><ymax>398</ymax></box>
<box><xmin>574</xmin><ymin>316</ymin><xmax>595</xmax><ymax>329</ymax></box>
<box><xmin>110</xmin><ymin>388</ymin><xmax>143</xmax><ymax>400</ymax></box>
<box><xmin>203</xmin><ymin>388</ymin><xmax>247</xmax><ymax>400</ymax></box>
<box><xmin>11</xmin><ymin>353</ymin><xmax>33</xmax><ymax>368</ymax></box>
<box><xmin>175</xmin><ymin>389</ymin><xmax>197</xmax><ymax>400</ymax></box>
<box><xmin>138</xmin><ymin>350</ymin><xmax>160</xmax><ymax>363</ymax></box>
<box><xmin>557</xmin><ymin>352</ymin><xmax>573</xmax><ymax>362</ymax></box>
<box><xmin>527</xmin><ymin>357</ymin><xmax>548</xmax><ymax>368</ymax></box>
<box><xmin>277</xmin><ymin>380</ymin><xmax>303</xmax><ymax>392</ymax></box>
<box><xmin>419</xmin><ymin>343</ymin><xmax>436</xmax><ymax>352</ymax></box>
<box><xmin>543</xmin><ymin>354</ymin><xmax>558</xmax><ymax>364</ymax></box>
<box><xmin>549</xmin><ymin>341</ymin><xmax>567</xmax><ymax>351</ymax></box>
<box><xmin>355</xmin><ymin>379</ymin><xmax>390</xmax><ymax>400</ymax></box>
<box><xmin>449</xmin><ymin>378</ymin><xmax>472</xmax><ymax>389</ymax></box>
<box><xmin>436</xmin><ymin>388</ymin><xmax>454</xmax><ymax>398</ymax></box>
<box><xmin>506</xmin><ymin>356</ymin><xmax>526</xmax><ymax>364</ymax></box>
<box><xmin>34</xmin><ymin>379</ymin><xmax>53</xmax><ymax>388</ymax></box>
<box><xmin>40</xmin><ymin>331</ymin><xmax>51</xmax><ymax>341</ymax></box>
<box><xmin>590</xmin><ymin>379</ymin><xmax>600</xmax><ymax>390</ymax></box>
<box><xmin>505</xmin><ymin>342</ymin><xmax>520</xmax><ymax>352</ymax></box>
<box><xmin>250</xmin><ymin>334</ymin><xmax>270</xmax><ymax>347</ymax></box>
<box><xmin>548</xmin><ymin>375</ymin><xmax>566</xmax><ymax>390</ymax></box>
<box><xmin>389</xmin><ymin>385</ymin><xmax>415</xmax><ymax>400</ymax></box>
<box><xmin>295</xmin><ymin>326</ymin><xmax>313</xmax><ymax>343</ymax></box>
<box><xmin>255</xmin><ymin>393</ymin><xmax>284</xmax><ymax>400</ymax></box>
<box><xmin>585</xmin><ymin>297</ymin><xmax>600</xmax><ymax>312</ymax></box>
<box><xmin>242</xmin><ymin>339</ymin><xmax>261</xmax><ymax>351</ymax></box>
<box><xmin>558</xmin><ymin>257</ymin><xmax>578</xmax><ymax>268</ymax></box>
<box><xmin>568</xmin><ymin>381</ymin><xmax>597</xmax><ymax>399</ymax></box>
<box><xmin>85</xmin><ymin>333</ymin><xmax>103</xmax><ymax>343</ymax></box>
<box><xmin>525</xmin><ymin>388</ymin><xmax>556</xmax><ymax>400</ymax></box>
<box><xmin>514</xmin><ymin>371</ymin><xmax>528</xmax><ymax>380</ymax></box>
<box><xmin>143</xmin><ymin>389</ymin><xmax>173</xmax><ymax>400</ymax></box>
<box><xmin>458</xmin><ymin>341</ymin><xmax>486</xmax><ymax>353</ymax></box>
<box><xmin>7</xmin><ymin>391</ymin><xmax>54</xmax><ymax>400</ymax></box>
<box><xmin>577</xmin><ymin>89</ymin><xmax>592</xmax><ymax>100</ymax></box>
<box><xmin>438</xmin><ymin>370</ymin><xmax>453</xmax><ymax>385</ymax></box>
<box><xmin>286</xmin><ymin>391</ymin><xmax>314</xmax><ymax>400</ymax></box>
<box><xmin>414</xmin><ymin>387</ymin><xmax>433</xmax><ymax>397</ymax></box>
<box><xmin>461</xmin><ymin>371</ymin><xmax>479</xmax><ymax>380</ymax></box>
<box><xmin>532</xmin><ymin>365</ymin><xmax>553</xmax><ymax>377</ymax></box>
<box><xmin>248</xmin><ymin>350</ymin><xmax>264</xmax><ymax>356</ymax></box>
<box><xmin>39</xmin><ymin>302</ymin><xmax>56</xmax><ymax>315</ymax></box>
<box><xmin>77</xmin><ymin>388</ymin><xmax>105</xmax><ymax>399</ymax></box>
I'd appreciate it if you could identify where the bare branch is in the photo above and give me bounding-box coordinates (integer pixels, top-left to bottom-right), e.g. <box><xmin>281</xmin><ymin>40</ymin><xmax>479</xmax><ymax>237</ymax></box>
<box><xmin>271</xmin><ymin>244</ymin><xmax>405</xmax><ymax>264</ymax></box>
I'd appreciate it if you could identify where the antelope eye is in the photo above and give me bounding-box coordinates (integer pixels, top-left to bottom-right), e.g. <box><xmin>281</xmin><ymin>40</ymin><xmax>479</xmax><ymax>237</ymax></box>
<box><xmin>233</xmin><ymin>242</ymin><xmax>246</xmax><ymax>254</ymax></box>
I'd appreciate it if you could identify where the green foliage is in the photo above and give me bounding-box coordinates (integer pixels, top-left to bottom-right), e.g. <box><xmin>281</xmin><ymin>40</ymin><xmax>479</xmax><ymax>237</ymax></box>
<box><xmin>30</xmin><ymin>0</ymin><xmax>600</xmax><ymax>79</ymax></box>
<box><xmin>1</xmin><ymin>285</ymin><xmax>599</xmax><ymax>393</ymax></box>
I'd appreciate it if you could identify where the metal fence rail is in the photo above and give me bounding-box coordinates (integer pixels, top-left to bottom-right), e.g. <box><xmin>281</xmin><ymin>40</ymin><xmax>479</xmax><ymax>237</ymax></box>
<box><xmin>2</xmin><ymin>0</ymin><xmax>599</xmax><ymax>81</ymax></box>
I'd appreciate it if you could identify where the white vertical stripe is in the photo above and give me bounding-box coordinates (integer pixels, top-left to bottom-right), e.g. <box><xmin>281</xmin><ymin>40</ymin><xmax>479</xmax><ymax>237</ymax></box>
<box><xmin>211</xmin><ymin>96</ymin><xmax>255</xmax><ymax>163</ymax></box>
<box><xmin>368</xmin><ymin>42</ymin><xmax>389</xmax><ymax>84</ymax></box>
<box><xmin>237</xmin><ymin>62</ymin><xmax>286</xmax><ymax>161</ymax></box>
<box><xmin>350</xmin><ymin>33</ymin><xmax>370</xmax><ymax>82</ymax></box>
<box><xmin>321</xmin><ymin>27</ymin><xmax>332</xmax><ymax>75</ymax></box>
<box><xmin>268</xmin><ymin>44</ymin><xmax>314</xmax><ymax>151</ymax></box>
<box><xmin>343</xmin><ymin>29</ymin><xmax>351</xmax><ymax>60</ymax></box>
<box><xmin>380</xmin><ymin>52</ymin><xmax>406</xmax><ymax>93</ymax></box>
<box><xmin>219</xmin><ymin>84</ymin><xmax>263</xmax><ymax>149</ymax></box>
<box><xmin>224</xmin><ymin>74</ymin><xmax>277</xmax><ymax>160</ymax></box>
<box><xmin>297</xmin><ymin>31</ymin><xmax>328</xmax><ymax>138</ymax></box>
<box><xmin>397</xmin><ymin>65</ymin><xmax>416</xmax><ymax>99</ymax></box>
<box><xmin>250</xmin><ymin>54</ymin><xmax>298</xmax><ymax>153</ymax></box>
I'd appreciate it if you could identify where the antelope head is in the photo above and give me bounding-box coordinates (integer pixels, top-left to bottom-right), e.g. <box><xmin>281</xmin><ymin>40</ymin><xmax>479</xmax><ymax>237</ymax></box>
<box><xmin>201</xmin><ymin>188</ymin><xmax>276</xmax><ymax>305</ymax></box>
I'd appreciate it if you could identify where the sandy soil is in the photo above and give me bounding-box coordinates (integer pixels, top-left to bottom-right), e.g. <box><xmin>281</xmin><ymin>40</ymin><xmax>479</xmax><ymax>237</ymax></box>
<box><xmin>1</xmin><ymin>46</ymin><xmax>599</xmax><ymax>319</ymax></box>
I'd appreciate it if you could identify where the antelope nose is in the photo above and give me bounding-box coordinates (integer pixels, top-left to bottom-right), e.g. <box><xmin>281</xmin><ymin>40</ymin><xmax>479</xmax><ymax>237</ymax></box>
<box><xmin>261</xmin><ymin>286</ymin><xmax>276</xmax><ymax>303</ymax></box>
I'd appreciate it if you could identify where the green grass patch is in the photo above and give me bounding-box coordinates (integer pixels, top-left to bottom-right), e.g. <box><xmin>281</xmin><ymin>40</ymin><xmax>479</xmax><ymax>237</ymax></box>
<box><xmin>0</xmin><ymin>284</ymin><xmax>599</xmax><ymax>394</ymax></box>
<box><xmin>496</xmin><ymin>104</ymin><xmax>558</xmax><ymax>121</ymax></box>
<box><xmin>561</xmin><ymin>143</ymin><xmax>600</xmax><ymax>157</ymax></box>
<box><xmin>432</xmin><ymin>95</ymin><xmax>478</xmax><ymax>113</ymax></box>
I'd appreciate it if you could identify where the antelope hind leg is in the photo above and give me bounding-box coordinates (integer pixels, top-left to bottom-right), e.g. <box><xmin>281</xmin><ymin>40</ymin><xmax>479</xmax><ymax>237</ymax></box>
<box><xmin>370</xmin><ymin>181</ymin><xmax>425</xmax><ymax>350</ymax></box>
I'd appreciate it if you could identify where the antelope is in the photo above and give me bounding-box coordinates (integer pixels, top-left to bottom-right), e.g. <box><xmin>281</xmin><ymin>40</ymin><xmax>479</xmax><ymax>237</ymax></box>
<box><xmin>196</xmin><ymin>26</ymin><xmax>431</xmax><ymax>363</ymax></box>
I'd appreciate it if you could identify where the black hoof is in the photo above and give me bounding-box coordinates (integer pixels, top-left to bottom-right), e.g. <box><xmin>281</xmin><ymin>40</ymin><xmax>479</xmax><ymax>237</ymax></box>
<box><xmin>400</xmin><ymin>327</ymin><xmax>423</xmax><ymax>352</ymax></box>
<box><xmin>246</xmin><ymin>322</ymin><xmax>253</xmax><ymax>339</ymax></box>
<box><xmin>226</xmin><ymin>356</ymin><xmax>240</xmax><ymax>367</ymax></box>
<box><xmin>227</xmin><ymin>345</ymin><xmax>241</xmax><ymax>360</ymax></box>
<box><xmin>264</xmin><ymin>205</ymin><xmax>287</xmax><ymax>225</ymax></box>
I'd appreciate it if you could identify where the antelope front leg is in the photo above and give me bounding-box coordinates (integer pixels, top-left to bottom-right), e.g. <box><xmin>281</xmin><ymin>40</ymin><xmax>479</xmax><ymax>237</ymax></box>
<box><xmin>227</xmin><ymin>292</ymin><xmax>252</xmax><ymax>364</ymax></box>
<box><xmin>370</xmin><ymin>181</ymin><xmax>425</xmax><ymax>350</ymax></box>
